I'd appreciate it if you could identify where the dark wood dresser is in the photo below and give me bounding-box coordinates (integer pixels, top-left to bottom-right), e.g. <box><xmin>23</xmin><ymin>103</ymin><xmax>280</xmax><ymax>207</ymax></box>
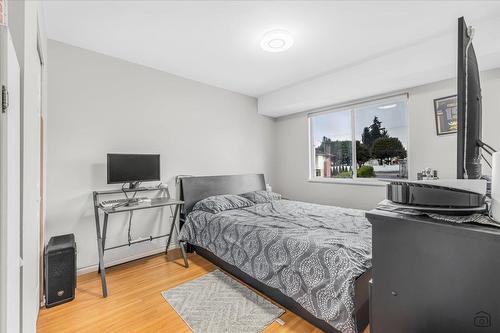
<box><xmin>367</xmin><ymin>209</ymin><xmax>500</xmax><ymax>333</ymax></box>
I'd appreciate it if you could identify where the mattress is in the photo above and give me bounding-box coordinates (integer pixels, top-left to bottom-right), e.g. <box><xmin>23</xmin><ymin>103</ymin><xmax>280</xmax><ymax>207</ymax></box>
<box><xmin>179</xmin><ymin>200</ymin><xmax>372</xmax><ymax>333</ymax></box>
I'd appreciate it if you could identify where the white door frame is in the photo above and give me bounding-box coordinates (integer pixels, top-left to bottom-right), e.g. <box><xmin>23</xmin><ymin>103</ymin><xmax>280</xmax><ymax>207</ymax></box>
<box><xmin>36</xmin><ymin>25</ymin><xmax>45</xmax><ymax>307</ymax></box>
<box><xmin>0</xmin><ymin>25</ymin><xmax>22</xmax><ymax>333</ymax></box>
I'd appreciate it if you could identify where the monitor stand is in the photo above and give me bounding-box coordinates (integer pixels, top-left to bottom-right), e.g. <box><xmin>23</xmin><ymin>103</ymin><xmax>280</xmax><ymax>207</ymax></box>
<box><xmin>128</xmin><ymin>181</ymin><xmax>140</xmax><ymax>189</ymax></box>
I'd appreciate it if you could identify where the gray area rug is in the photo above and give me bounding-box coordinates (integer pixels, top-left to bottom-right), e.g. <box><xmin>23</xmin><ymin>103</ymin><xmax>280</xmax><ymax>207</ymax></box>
<box><xmin>162</xmin><ymin>269</ymin><xmax>284</xmax><ymax>332</ymax></box>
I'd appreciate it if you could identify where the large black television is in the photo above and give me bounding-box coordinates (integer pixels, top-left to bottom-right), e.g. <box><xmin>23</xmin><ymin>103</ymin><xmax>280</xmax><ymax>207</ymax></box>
<box><xmin>107</xmin><ymin>153</ymin><xmax>160</xmax><ymax>188</ymax></box>
<box><xmin>456</xmin><ymin>17</ymin><xmax>495</xmax><ymax>179</ymax></box>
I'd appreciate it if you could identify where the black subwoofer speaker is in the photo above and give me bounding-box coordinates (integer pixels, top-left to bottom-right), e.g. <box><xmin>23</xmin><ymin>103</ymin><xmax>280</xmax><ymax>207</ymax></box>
<box><xmin>44</xmin><ymin>234</ymin><xmax>76</xmax><ymax>307</ymax></box>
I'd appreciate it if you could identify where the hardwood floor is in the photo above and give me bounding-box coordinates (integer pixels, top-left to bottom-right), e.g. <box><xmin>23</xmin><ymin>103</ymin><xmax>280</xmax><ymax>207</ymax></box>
<box><xmin>37</xmin><ymin>253</ymin><xmax>370</xmax><ymax>333</ymax></box>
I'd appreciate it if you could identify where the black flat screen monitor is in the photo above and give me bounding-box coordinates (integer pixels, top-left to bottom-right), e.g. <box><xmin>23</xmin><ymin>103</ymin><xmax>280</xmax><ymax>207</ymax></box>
<box><xmin>107</xmin><ymin>154</ymin><xmax>160</xmax><ymax>186</ymax></box>
<box><xmin>457</xmin><ymin>17</ymin><xmax>482</xmax><ymax>179</ymax></box>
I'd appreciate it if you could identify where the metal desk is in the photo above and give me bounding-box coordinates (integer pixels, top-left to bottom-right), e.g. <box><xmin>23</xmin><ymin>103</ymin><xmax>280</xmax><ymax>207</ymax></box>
<box><xmin>92</xmin><ymin>187</ymin><xmax>188</xmax><ymax>297</ymax></box>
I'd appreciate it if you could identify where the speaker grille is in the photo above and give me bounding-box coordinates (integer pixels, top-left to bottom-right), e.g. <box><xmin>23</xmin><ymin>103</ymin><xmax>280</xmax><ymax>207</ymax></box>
<box><xmin>45</xmin><ymin>247</ymin><xmax>76</xmax><ymax>307</ymax></box>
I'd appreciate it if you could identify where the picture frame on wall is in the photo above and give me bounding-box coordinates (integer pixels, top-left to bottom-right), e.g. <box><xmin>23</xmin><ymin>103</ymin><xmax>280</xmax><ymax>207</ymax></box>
<box><xmin>434</xmin><ymin>95</ymin><xmax>458</xmax><ymax>135</ymax></box>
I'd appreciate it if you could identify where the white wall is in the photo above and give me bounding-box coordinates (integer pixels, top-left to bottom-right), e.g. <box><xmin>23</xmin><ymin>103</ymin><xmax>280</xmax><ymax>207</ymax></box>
<box><xmin>0</xmin><ymin>25</ymin><xmax>21</xmax><ymax>333</ymax></box>
<box><xmin>45</xmin><ymin>29</ymin><xmax>500</xmax><ymax>271</ymax></box>
<box><xmin>45</xmin><ymin>40</ymin><xmax>274</xmax><ymax>271</ymax></box>
<box><xmin>409</xmin><ymin>68</ymin><xmax>500</xmax><ymax>179</ymax></box>
<box><xmin>258</xmin><ymin>16</ymin><xmax>500</xmax><ymax>117</ymax></box>
<box><xmin>273</xmin><ymin>114</ymin><xmax>385</xmax><ymax>210</ymax></box>
<box><xmin>8</xmin><ymin>0</ymin><xmax>47</xmax><ymax>332</ymax></box>
<box><xmin>273</xmin><ymin>68</ymin><xmax>500</xmax><ymax>210</ymax></box>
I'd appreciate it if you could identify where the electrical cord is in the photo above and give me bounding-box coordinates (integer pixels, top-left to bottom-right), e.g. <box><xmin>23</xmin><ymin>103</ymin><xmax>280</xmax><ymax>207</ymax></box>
<box><xmin>121</xmin><ymin>182</ymin><xmax>141</xmax><ymax>245</ymax></box>
<box><xmin>482</xmin><ymin>153</ymin><xmax>492</xmax><ymax>169</ymax></box>
<box><xmin>127</xmin><ymin>211</ymin><xmax>134</xmax><ymax>244</ymax></box>
<box><xmin>110</xmin><ymin>182</ymin><xmax>175</xmax><ymax>246</ymax></box>
<box><xmin>121</xmin><ymin>182</ymin><xmax>139</xmax><ymax>201</ymax></box>
<box><xmin>478</xmin><ymin>139</ymin><xmax>497</xmax><ymax>156</ymax></box>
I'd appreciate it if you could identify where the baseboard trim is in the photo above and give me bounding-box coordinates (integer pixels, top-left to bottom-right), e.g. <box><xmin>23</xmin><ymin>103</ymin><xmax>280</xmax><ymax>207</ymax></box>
<box><xmin>77</xmin><ymin>245</ymin><xmax>179</xmax><ymax>275</ymax></box>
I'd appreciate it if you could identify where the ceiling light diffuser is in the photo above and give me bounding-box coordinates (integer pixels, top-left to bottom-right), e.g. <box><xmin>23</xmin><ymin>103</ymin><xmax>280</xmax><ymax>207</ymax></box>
<box><xmin>260</xmin><ymin>29</ymin><xmax>294</xmax><ymax>53</ymax></box>
<box><xmin>377</xmin><ymin>104</ymin><xmax>397</xmax><ymax>109</ymax></box>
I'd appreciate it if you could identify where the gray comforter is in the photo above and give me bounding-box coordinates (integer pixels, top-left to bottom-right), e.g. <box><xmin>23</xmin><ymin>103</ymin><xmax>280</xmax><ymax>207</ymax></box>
<box><xmin>179</xmin><ymin>200</ymin><xmax>372</xmax><ymax>333</ymax></box>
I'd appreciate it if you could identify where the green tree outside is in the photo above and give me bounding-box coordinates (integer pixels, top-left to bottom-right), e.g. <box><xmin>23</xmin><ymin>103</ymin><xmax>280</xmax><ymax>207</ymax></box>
<box><xmin>372</xmin><ymin>137</ymin><xmax>407</xmax><ymax>165</ymax></box>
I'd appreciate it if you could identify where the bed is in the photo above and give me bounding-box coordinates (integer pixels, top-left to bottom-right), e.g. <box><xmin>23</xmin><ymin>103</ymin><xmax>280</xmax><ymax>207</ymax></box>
<box><xmin>178</xmin><ymin>174</ymin><xmax>372</xmax><ymax>333</ymax></box>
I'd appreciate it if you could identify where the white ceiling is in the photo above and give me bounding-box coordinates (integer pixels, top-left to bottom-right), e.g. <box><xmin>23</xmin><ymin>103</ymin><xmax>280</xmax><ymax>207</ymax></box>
<box><xmin>43</xmin><ymin>1</ymin><xmax>500</xmax><ymax>105</ymax></box>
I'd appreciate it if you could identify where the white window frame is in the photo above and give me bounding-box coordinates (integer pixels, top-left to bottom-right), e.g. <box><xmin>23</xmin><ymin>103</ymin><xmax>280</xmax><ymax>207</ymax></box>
<box><xmin>308</xmin><ymin>94</ymin><xmax>409</xmax><ymax>186</ymax></box>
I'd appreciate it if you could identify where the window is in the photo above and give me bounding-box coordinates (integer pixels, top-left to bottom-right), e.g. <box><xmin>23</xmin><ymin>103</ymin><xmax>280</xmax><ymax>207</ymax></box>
<box><xmin>309</xmin><ymin>96</ymin><xmax>408</xmax><ymax>181</ymax></box>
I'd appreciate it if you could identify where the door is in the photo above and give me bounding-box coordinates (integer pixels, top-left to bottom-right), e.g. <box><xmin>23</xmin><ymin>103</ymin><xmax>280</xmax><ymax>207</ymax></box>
<box><xmin>0</xmin><ymin>26</ymin><xmax>22</xmax><ymax>333</ymax></box>
<box><xmin>36</xmin><ymin>37</ymin><xmax>44</xmax><ymax>306</ymax></box>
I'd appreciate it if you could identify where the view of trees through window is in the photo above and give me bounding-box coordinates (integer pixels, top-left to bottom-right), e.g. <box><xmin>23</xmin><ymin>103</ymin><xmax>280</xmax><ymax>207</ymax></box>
<box><xmin>311</xmin><ymin>99</ymin><xmax>408</xmax><ymax>180</ymax></box>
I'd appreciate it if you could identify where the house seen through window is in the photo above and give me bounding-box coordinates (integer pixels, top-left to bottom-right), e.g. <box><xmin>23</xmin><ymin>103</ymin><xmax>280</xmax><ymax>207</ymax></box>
<box><xmin>310</xmin><ymin>96</ymin><xmax>408</xmax><ymax>180</ymax></box>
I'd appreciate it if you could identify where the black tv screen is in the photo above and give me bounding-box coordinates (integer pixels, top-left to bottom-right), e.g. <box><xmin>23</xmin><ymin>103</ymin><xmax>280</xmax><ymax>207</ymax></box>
<box><xmin>107</xmin><ymin>154</ymin><xmax>160</xmax><ymax>184</ymax></box>
<box><xmin>457</xmin><ymin>17</ymin><xmax>482</xmax><ymax>179</ymax></box>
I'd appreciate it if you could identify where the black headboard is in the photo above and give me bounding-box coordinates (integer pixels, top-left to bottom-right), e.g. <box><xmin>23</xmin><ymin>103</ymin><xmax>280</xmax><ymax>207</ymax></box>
<box><xmin>179</xmin><ymin>174</ymin><xmax>266</xmax><ymax>214</ymax></box>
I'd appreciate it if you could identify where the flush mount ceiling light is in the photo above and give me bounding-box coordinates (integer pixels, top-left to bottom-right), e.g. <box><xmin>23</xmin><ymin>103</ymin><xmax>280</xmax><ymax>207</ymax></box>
<box><xmin>260</xmin><ymin>29</ymin><xmax>294</xmax><ymax>53</ymax></box>
<box><xmin>378</xmin><ymin>104</ymin><xmax>397</xmax><ymax>110</ymax></box>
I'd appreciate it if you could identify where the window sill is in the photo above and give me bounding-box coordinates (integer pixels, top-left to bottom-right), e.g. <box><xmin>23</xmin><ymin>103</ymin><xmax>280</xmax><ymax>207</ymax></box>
<box><xmin>307</xmin><ymin>177</ymin><xmax>389</xmax><ymax>187</ymax></box>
